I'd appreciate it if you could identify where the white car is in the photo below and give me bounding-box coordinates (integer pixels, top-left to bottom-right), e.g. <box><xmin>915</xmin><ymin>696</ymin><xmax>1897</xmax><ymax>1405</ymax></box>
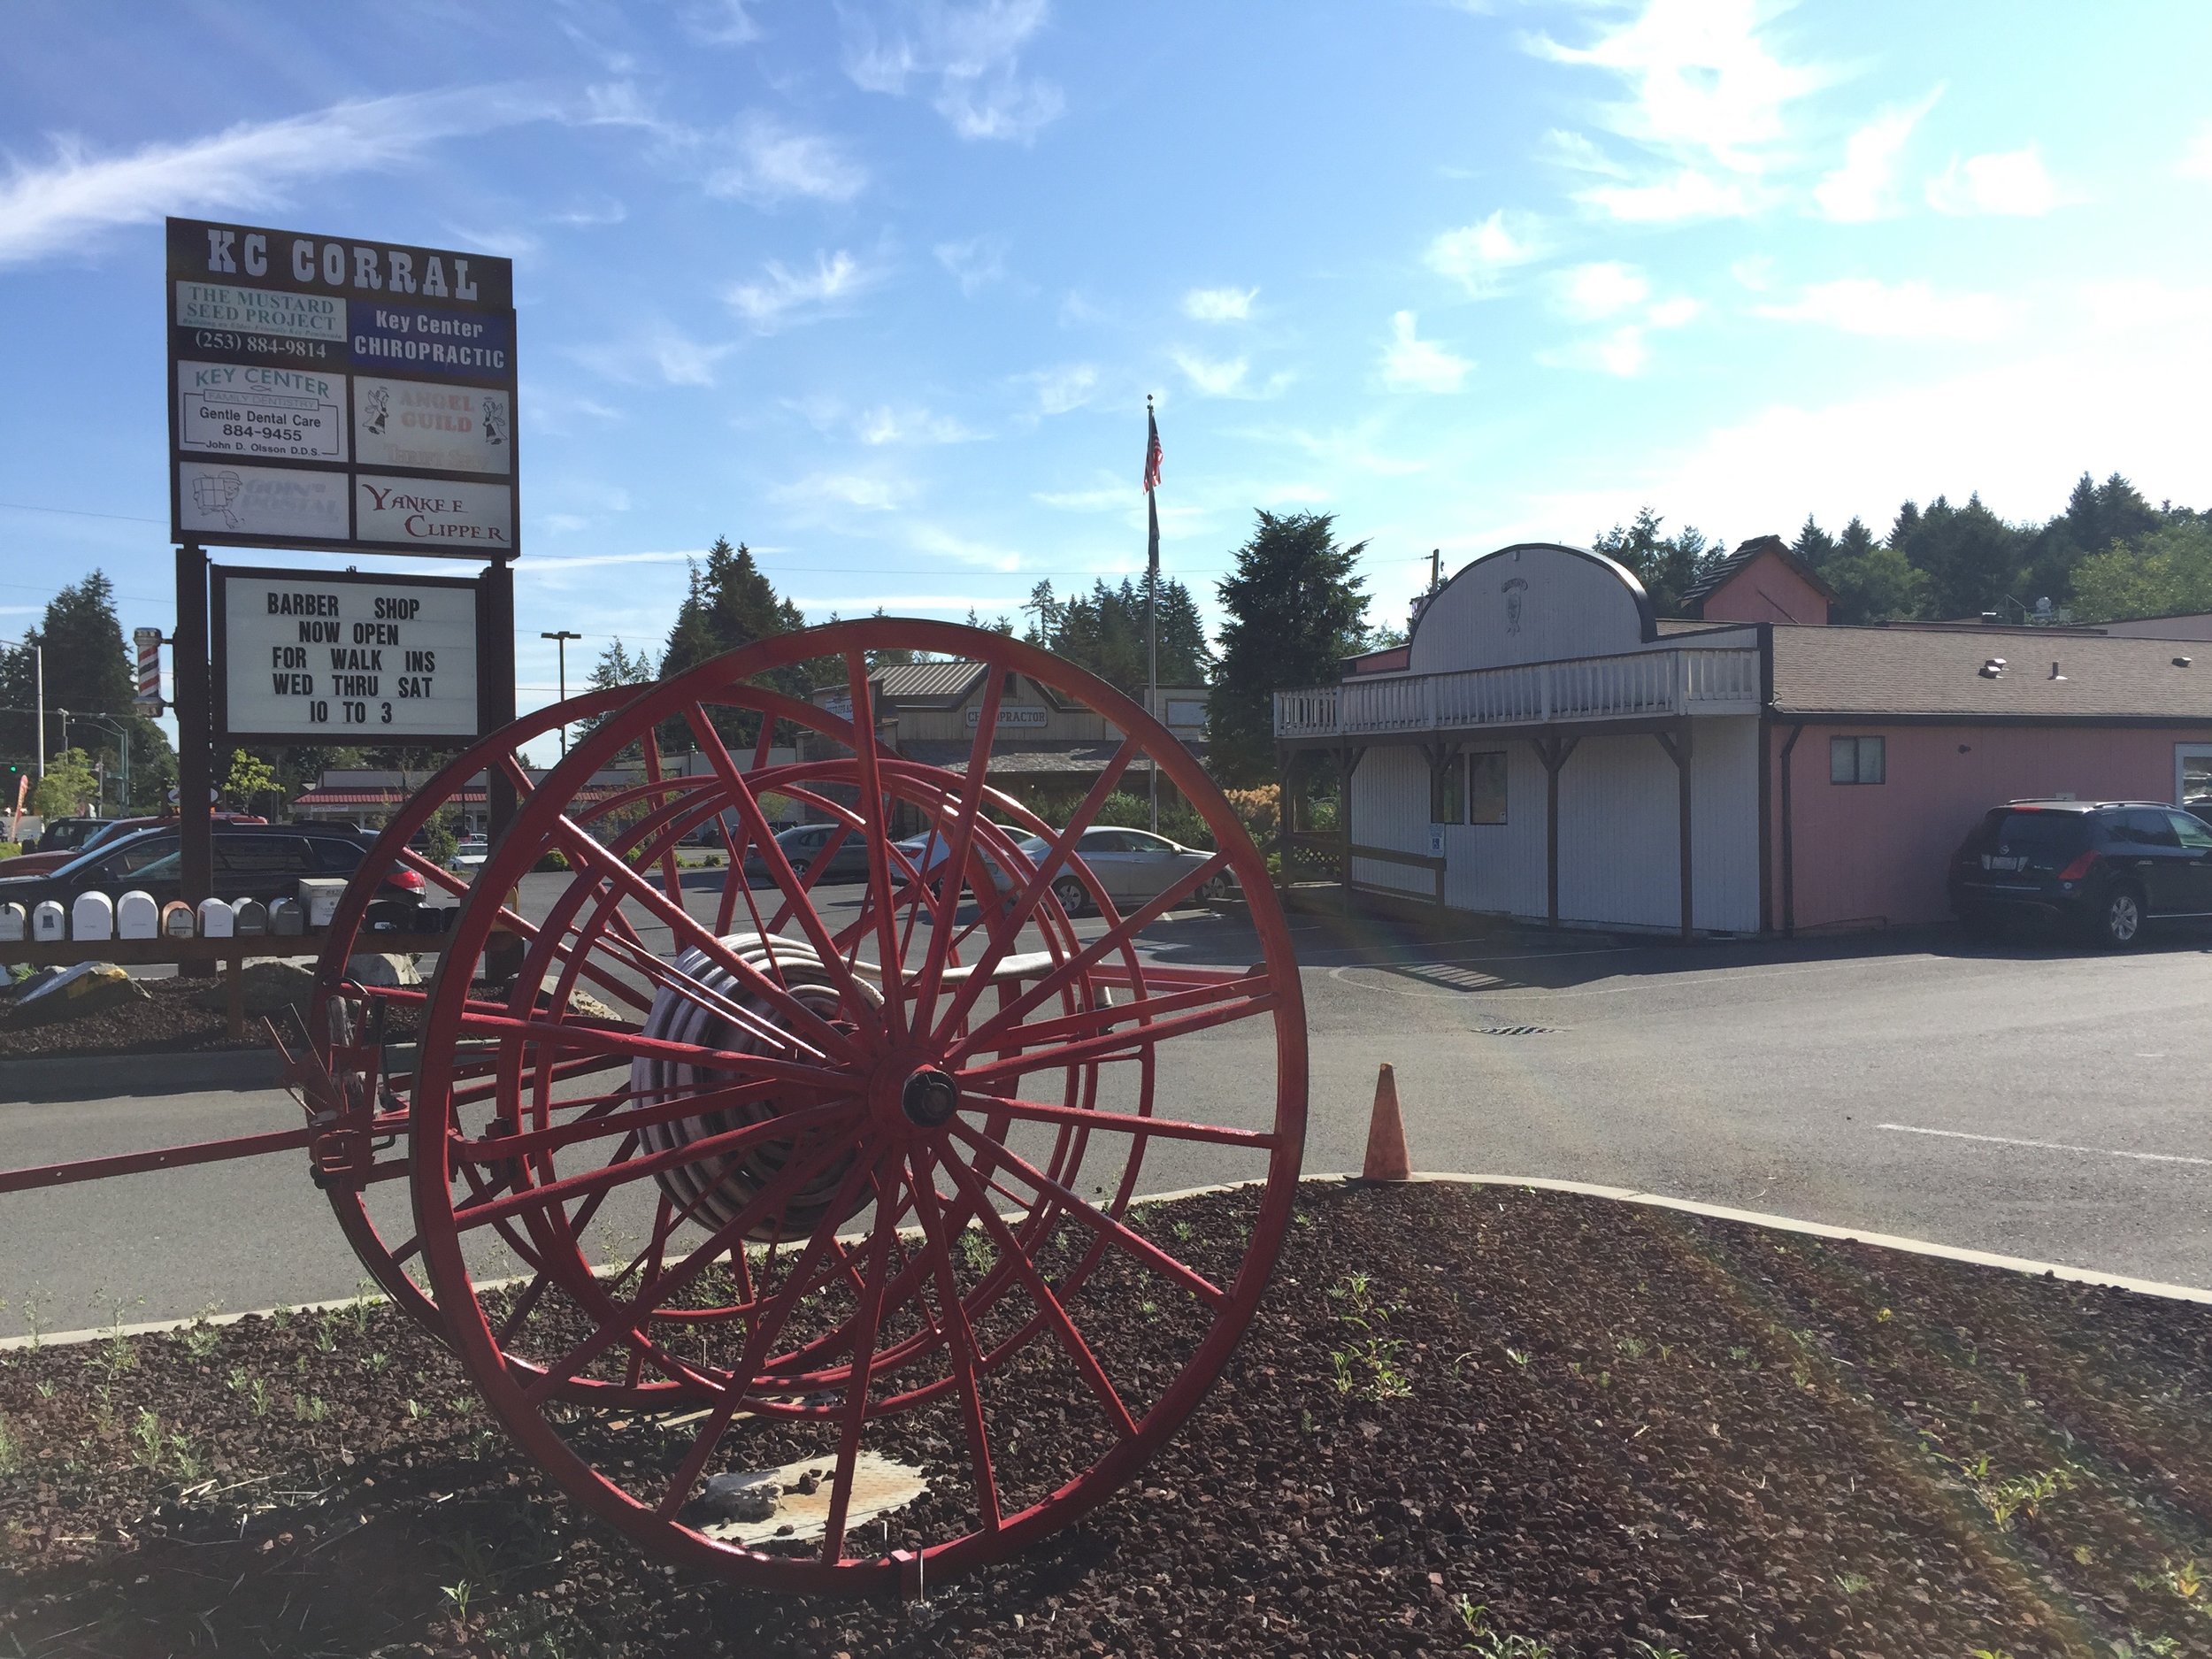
<box><xmin>1014</xmin><ymin>827</ymin><xmax>1233</xmax><ymax>917</ymax></box>
<box><xmin>450</xmin><ymin>836</ymin><xmax>489</xmax><ymax>871</ymax></box>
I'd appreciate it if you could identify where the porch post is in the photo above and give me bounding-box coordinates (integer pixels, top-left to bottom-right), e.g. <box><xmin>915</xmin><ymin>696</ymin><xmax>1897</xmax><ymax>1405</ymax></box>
<box><xmin>1535</xmin><ymin>733</ymin><xmax>1579</xmax><ymax>930</ymax></box>
<box><xmin>1654</xmin><ymin>719</ymin><xmax>1694</xmax><ymax>941</ymax></box>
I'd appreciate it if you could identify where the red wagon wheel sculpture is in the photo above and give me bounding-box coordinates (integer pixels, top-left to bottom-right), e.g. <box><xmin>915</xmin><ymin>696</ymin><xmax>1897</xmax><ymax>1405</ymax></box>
<box><xmin>407</xmin><ymin>618</ymin><xmax>1307</xmax><ymax>1589</ymax></box>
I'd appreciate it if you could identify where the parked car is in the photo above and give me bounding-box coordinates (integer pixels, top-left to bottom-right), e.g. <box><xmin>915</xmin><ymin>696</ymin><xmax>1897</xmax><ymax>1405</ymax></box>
<box><xmin>0</xmin><ymin>823</ymin><xmax>426</xmax><ymax>917</ymax></box>
<box><xmin>741</xmin><ymin>821</ymin><xmax>874</xmax><ymax>886</ymax></box>
<box><xmin>3</xmin><ymin>811</ymin><xmax>269</xmax><ymax>879</ymax></box>
<box><xmin>34</xmin><ymin>815</ymin><xmax>106</xmax><ymax>856</ymax></box>
<box><xmin>450</xmin><ymin>836</ymin><xmax>490</xmax><ymax>871</ymax></box>
<box><xmin>1948</xmin><ymin>799</ymin><xmax>2212</xmax><ymax>946</ymax></box>
<box><xmin>1013</xmin><ymin>826</ymin><xmax>1233</xmax><ymax>917</ymax></box>
<box><xmin>889</xmin><ymin>824</ymin><xmax>1030</xmax><ymax>900</ymax></box>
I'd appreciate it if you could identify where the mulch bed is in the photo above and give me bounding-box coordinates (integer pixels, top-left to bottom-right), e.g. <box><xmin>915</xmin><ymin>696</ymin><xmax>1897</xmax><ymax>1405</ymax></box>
<box><xmin>0</xmin><ymin>976</ymin><xmax>270</xmax><ymax>1059</ymax></box>
<box><xmin>3</xmin><ymin>1181</ymin><xmax>2208</xmax><ymax>1657</ymax></box>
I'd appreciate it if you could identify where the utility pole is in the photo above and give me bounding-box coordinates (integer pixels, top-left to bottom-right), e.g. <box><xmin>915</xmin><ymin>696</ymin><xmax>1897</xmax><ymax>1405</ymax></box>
<box><xmin>541</xmin><ymin>630</ymin><xmax>582</xmax><ymax>756</ymax></box>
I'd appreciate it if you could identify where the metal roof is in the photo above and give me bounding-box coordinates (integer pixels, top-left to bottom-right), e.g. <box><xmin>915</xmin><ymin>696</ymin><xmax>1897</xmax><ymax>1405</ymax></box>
<box><xmin>869</xmin><ymin>660</ymin><xmax>990</xmax><ymax>704</ymax></box>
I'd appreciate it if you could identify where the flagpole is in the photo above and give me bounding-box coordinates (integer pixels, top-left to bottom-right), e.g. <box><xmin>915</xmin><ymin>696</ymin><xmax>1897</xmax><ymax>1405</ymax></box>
<box><xmin>1144</xmin><ymin>395</ymin><xmax>1161</xmax><ymax>833</ymax></box>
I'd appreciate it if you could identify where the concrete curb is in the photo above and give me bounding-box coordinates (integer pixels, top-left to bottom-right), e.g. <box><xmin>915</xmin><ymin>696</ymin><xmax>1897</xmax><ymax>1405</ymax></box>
<box><xmin>9</xmin><ymin>1169</ymin><xmax>2203</xmax><ymax>1350</ymax></box>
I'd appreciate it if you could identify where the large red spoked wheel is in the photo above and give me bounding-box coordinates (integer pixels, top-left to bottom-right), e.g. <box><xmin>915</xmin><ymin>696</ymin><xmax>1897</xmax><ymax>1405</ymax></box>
<box><xmin>408</xmin><ymin>619</ymin><xmax>1307</xmax><ymax>1590</ymax></box>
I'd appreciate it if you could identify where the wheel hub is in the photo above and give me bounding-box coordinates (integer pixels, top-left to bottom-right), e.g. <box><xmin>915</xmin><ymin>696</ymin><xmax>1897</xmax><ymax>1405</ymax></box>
<box><xmin>899</xmin><ymin>1065</ymin><xmax>959</xmax><ymax>1127</ymax></box>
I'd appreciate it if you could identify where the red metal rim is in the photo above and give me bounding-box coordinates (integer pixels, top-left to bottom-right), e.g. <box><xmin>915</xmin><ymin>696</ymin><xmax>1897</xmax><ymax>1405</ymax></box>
<box><xmin>409</xmin><ymin>619</ymin><xmax>1308</xmax><ymax>1590</ymax></box>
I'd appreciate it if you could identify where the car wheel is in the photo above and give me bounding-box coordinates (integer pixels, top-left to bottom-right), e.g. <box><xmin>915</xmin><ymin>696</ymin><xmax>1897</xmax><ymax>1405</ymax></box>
<box><xmin>2093</xmin><ymin>886</ymin><xmax>2144</xmax><ymax>948</ymax></box>
<box><xmin>1197</xmin><ymin>872</ymin><xmax>1233</xmax><ymax>904</ymax></box>
<box><xmin>1051</xmin><ymin>874</ymin><xmax>1090</xmax><ymax>918</ymax></box>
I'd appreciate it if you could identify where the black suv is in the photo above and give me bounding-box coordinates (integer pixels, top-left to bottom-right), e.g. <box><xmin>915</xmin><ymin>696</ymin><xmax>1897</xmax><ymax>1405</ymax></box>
<box><xmin>0</xmin><ymin>823</ymin><xmax>426</xmax><ymax>914</ymax></box>
<box><xmin>1948</xmin><ymin>800</ymin><xmax>2212</xmax><ymax>946</ymax></box>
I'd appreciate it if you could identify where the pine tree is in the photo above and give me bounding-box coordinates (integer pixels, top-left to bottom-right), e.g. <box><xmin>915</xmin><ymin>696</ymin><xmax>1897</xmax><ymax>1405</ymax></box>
<box><xmin>1592</xmin><ymin>508</ymin><xmax>1721</xmax><ymax>615</ymax></box>
<box><xmin>0</xmin><ymin>572</ymin><xmax>176</xmax><ymax>811</ymax></box>
<box><xmin>1211</xmin><ymin>511</ymin><xmax>1369</xmax><ymax>786</ymax></box>
<box><xmin>1790</xmin><ymin>515</ymin><xmax>1838</xmax><ymax>571</ymax></box>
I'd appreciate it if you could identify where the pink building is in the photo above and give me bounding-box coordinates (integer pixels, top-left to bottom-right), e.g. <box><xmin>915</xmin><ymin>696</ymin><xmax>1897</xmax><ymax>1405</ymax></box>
<box><xmin>1275</xmin><ymin>540</ymin><xmax>2212</xmax><ymax>936</ymax></box>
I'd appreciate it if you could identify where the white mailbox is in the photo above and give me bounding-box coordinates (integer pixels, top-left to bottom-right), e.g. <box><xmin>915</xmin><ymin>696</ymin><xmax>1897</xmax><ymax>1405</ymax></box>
<box><xmin>196</xmin><ymin>897</ymin><xmax>236</xmax><ymax>938</ymax></box>
<box><xmin>116</xmin><ymin>889</ymin><xmax>160</xmax><ymax>940</ymax></box>
<box><xmin>299</xmin><ymin>877</ymin><xmax>349</xmax><ymax>930</ymax></box>
<box><xmin>32</xmin><ymin>900</ymin><xmax>65</xmax><ymax>942</ymax></box>
<box><xmin>71</xmin><ymin>891</ymin><xmax>115</xmax><ymax>941</ymax></box>
<box><xmin>0</xmin><ymin>902</ymin><xmax>24</xmax><ymax>943</ymax></box>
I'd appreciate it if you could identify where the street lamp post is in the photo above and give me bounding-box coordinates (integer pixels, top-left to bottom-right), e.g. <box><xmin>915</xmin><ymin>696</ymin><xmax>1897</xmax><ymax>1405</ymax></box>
<box><xmin>541</xmin><ymin>631</ymin><xmax>583</xmax><ymax>756</ymax></box>
<box><xmin>0</xmin><ymin>636</ymin><xmax>42</xmax><ymax>779</ymax></box>
<box><xmin>59</xmin><ymin>710</ymin><xmax>132</xmax><ymax>811</ymax></box>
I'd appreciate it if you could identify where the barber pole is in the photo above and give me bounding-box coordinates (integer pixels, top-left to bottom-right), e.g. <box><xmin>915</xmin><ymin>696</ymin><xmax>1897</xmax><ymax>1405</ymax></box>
<box><xmin>134</xmin><ymin>626</ymin><xmax>164</xmax><ymax>713</ymax></box>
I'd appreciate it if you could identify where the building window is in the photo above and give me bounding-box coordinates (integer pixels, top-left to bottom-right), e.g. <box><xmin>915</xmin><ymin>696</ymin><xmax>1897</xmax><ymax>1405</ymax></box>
<box><xmin>1830</xmin><ymin>734</ymin><xmax>1886</xmax><ymax>784</ymax></box>
<box><xmin>1468</xmin><ymin>750</ymin><xmax>1508</xmax><ymax>825</ymax></box>
<box><xmin>1432</xmin><ymin>753</ymin><xmax>1465</xmax><ymax>824</ymax></box>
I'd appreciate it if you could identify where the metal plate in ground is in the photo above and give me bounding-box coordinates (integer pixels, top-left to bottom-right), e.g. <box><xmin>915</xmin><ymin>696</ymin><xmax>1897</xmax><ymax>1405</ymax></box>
<box><xmin>696</xmin><ymin>1450</ymin><xmax>928</xmax><ymax>1548</ymax></box>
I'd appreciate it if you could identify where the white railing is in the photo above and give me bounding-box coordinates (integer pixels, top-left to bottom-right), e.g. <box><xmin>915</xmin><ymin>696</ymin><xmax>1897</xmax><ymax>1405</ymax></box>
<box><xmin>1273</xmin><ymin>646</ymin><xmax>1760</xmax><ymax>739</ymax></box>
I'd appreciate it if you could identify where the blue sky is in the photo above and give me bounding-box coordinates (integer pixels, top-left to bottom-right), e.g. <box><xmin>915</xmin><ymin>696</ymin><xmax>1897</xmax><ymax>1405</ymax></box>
<box><xmin>5</xmin><ymin>1</ymin><xmax>2212</xmax><ymax>762</ymax></box>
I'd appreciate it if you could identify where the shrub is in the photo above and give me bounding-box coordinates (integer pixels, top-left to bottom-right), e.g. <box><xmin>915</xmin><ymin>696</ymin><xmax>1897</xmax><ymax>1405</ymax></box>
<box><xmin>0</xmin><ymin>841</ymin><xmax>19</xmax><ymax>861</ymax></box>
<box><xmin>533</xmin><ymin>849</ymin><xmax>571</xmax><ymax>872</ymax></box>
<box><xmin>1220</xmin><ymin>785</ymin><xmax>1280</xmax><ymax>849</ymax></box>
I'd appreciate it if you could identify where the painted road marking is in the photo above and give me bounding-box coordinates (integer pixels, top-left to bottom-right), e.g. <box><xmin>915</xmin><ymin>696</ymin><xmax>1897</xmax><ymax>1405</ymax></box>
<box><xmin>1878</xmin><ymin>1123</ymin><xmax>2212</xmax><ymax>1167</ymax></box>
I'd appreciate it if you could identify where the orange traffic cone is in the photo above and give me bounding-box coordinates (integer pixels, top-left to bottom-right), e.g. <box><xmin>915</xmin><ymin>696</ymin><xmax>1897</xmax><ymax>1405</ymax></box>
<box><xmin>1361</xmin><ymin>1063</ymin><xmax>1411</xmax><ymax>1182</ymax></box>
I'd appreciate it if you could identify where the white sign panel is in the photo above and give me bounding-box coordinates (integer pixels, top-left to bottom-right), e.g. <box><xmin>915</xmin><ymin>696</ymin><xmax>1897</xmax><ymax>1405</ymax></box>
<box><xmin>175</xmin><ymin>360</ymin><xmax>347</xmax><ymax>461</ymax></box>
<box><xmin>963</xmin><ymin>705</ymin><xmax>1050</xmax><ymax>729</ymax></box>
<box><xmin>353</xmin><ymin>377</ymin><xmax>511</xmax><ymax>475</ymax></box>
<box><xmin>173</xmin><ymin>281</ymin><xmax>346</xmax><ymax>345</ymax></box>
<box><xmin>177</xmin><ymin>461</ymin><xmax>347</xmax><ymax>541</ymax></box>
<box><xmin>354</xmin><ymin>475</ymin><xmax>513</xmax><ymax>554</ymax></box>
<box><xmin>217</xmin><ymin>569</ymin><xmax>478</xmax><ymax>741</ymax></box>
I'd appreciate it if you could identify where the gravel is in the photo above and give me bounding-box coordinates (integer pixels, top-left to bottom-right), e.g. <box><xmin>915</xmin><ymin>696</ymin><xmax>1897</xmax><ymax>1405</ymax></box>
<box><xmin>2</xmin><ymin>1181</ymin><xmax>2208</xmax><ymax>1657</ymax></box>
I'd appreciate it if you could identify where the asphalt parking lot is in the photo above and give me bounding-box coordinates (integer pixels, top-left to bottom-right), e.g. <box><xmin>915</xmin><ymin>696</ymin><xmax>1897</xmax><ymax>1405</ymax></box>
<box><xmin>3</xmin><ymin>876</ymin><xmax>2208</xmax><ymax>1330</ymax></box>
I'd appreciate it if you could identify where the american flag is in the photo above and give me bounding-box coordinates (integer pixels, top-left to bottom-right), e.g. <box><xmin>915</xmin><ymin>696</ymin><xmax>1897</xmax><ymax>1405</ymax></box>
<box><xmin>1142</xmin><ymin>401</ymin><xmax>1163</xmax><ymax>493</ymax></box>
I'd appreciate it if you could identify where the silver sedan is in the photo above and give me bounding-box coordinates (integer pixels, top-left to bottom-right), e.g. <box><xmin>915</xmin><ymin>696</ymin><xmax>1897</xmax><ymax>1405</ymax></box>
<box><xmin>1015</xmin><ymin>827</ymin><xmax>1233</xmax><ymax>916</ymax></box>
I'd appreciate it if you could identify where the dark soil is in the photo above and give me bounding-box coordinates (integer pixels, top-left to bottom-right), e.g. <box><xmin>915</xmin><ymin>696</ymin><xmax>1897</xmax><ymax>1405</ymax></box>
<box><xmin>0</xmin><ymin>975</ymin><xmax>265</xmax><ymax>1058</ymax></box>
<box><xmin>3</xmin><ymin>1181</ymin><xmax>2209</xmax><ymax>1658</ymax></box>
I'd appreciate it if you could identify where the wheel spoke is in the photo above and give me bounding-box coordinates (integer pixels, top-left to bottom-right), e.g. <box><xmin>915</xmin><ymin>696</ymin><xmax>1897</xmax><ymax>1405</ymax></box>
<box><xmin>821</xmin><ymin>1149</ymin><xmax>902</xmax><ymax>1563</ymax></box>
<box><xmin>905</xmin><ymin>664</ymin><xmax>1005</xmax><ymax>1037</ymax></box>
<box><xmin>950</xmin><ymin>968</ymin><xmax>1271</xmax><ymax>1064</ymax></box>
<box><xmin>905</xmin><ymin>1147</ymin><xmax>1002</xmax><ymax>1533</ymax></box>
<box><xmin>956</xmin><ymin>988</ymin><xmax>1275</xmax><ymax>1088</ymax></box>
<box><xmin>928</xmin><ymin>735</ymin><xmax>1142</xmax><ymax>1046</ymax></box>
<box><xmin>842</xmin><ymin>650</ymin><xmax>910</xmax><ymax>1045</ymax></box>
<box><xmin>934</xmin><ymin>1148</ymin><xmax>1138</xmax><ymax>1441</ymax></box>
<box><xmin>452</xmin><ymin>1010</ymin><xmax>848</xmax><ymax>1094</ymax></box>
<box><xmin>946</xmin><ymin>1122</ymin><xmax>1226</xmax><ymax>1309</ymax></box>
<box><xmin>957</xmin><ymin>1091</ymin><xmax>1278</xmax><ymax>1151</ymax></box>
<box><xmin>956</xmin><ymin>849</ymin><xmax>1235</xmax><ymax>1056</ymax></box>
<box><xmin>452</xmin><ymin>1100</ymin><xmax>857</xmax><ymax>1235</ymax></box>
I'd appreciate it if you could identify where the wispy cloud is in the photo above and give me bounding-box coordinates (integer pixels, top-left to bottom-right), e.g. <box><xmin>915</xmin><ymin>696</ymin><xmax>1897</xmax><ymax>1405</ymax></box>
<box><xmin>677</xmin><ymin>0</ymin><xmax>762</xmax><ymax>45</ymax></box>
<box><xmin>856</xmin><ymin>404</ymin><xmax>980</xmax><ymax>443</ymax></box>
<box><xmin>0</xmin><ymin>88</ymin><xmax>549</xmax><ymax>268</ymax></box>
<box><xmin>570</xmin><ymin>326</ymin><xmax>737</xmax><ymax>387</ymax></box>
<box><xmin>1556</xmin><ymin>261</ymin><xmax>1649</xmax><ymax>319</ymax></box>
<box><xmin>1170</xmin><ymin>349</ymin><xmax>1291</xmax><ymax>401</ymax></box>
<box><xmin>935</xmin><ymin>232</ymin><xmax>1010</xmax><ymax>295</ymax></box>
<box><xmin>1757</xmin><ymin>277</ymin><xmax>2015</xmax><ymax>341</ymax></box>
<box><xmin>1814</xmin><ymin>88</ymin><xmax>1941</xmax><ymax>222</ymax></box>
<box><xmin>842</xmin><ymin>0</ymin><xmax>1064</xmax><ymax>142</ymax></box>
<box><xmin>910</xmin><ymin>523</ymin><xmax>1025</xmax><ymax>571</ymax></box>
<box><xmin>549</xmin><ymin>196</ymin><xmax>628</xmax><ymax>227</ymax></box>
<box><xmin>705</xmin><ymin>112</ymin><xmax>867</xmax><ymax>205</ymax></box>
<box><xmin>1018</xmin><ymin>362</ymin><xmax>1096</xmax><ymax>416</ymax></box>
<box><xmin>1425</xmin><ymin>210</ymin><xmax>1543</xmax><ymax>296</ymax></box>
<box><xmin>726</xmin><ymin>250</ymin><xmax>878</xmax><ymax>331</ymax></box>
<box><xmin>1380</xmin><ymin>311</ymin><xmax>1471</xmax><ymax>393</ymax></box>
<box><xmin>1183</xmin><ymin>285</ymin><xmax>1257</xmax><ymax>322</ymax></box>
<box><xmin>771</xmin><ymin>472</ymin><xmax>912</xmax><ymax>512</ymax></box>
<box><xmin>1924</xmin><ymin>146</ymin><xmax>2060</xmax><ymax>217</ymax></box>
<box><xmin>1033</xmin><ymin>481</ymin><xmax>1129</xmax><ymax>511</ymax></box>
<box><xmin>522</xmin><ymin>549</ymin><xmax>704</xmax><ymax>570</ymax></box>
<box><xmin>1578</xmin><ymin>167</ymin><xmax>1748</xmax><ymax>223</ymax></box>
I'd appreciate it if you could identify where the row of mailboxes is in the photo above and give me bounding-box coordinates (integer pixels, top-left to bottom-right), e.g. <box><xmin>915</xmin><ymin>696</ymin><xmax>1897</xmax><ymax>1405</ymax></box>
<box><xmin>0</xmin><ymin>893</ymin><xmax>313</xmax><ymax>945</ymax></box>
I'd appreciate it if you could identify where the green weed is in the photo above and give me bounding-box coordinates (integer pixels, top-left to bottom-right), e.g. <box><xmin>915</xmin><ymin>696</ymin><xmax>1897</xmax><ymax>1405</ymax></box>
<box><xmin>1451</xmin><ymin>1598</ymin><xmax>1554</xmax><ymax>1657</ymax></box>
<box><xmin>0</xmin><ymin>1412</ymin><xmax>19</xmax><ymax>1476</ymax></box>
<box><xmin>1834</xmin><ymin>1571</ymin><xmax>1871</xmax><ymax>1596</ymax></box>
<box><xmin>1325</xmin><ymin>1274</ymin><xmax>1414</xmax><ymax>1402</ymax></box>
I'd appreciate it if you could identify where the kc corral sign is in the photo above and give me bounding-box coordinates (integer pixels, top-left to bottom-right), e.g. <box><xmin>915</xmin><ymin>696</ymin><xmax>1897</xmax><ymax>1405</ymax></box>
<box><xmin>211</xmin><ymin>566</ymin><xmax>483</xmax><ymax>743</ymax></box>
<box><xmin>167</xmin><ymin>218</ymin><xmax>518</xmax><ymax>558</ymax></box>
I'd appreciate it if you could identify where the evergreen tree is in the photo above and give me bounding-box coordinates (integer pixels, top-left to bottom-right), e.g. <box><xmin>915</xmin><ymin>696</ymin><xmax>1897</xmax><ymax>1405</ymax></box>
<box><xmin>2072</xmin><ymin>519</ymin><xmax>2212</xmax><ymax>621</ymax></box>
<box><xmin>654</xmin><ymin>536</ymin><xmax>813</xmax><ymax>753</ymax></box>
<box><xmin>1893</xmin><ymin>494</ymin><xmax>2027</xmax><ymax>619</ymax></box>
<box><xmin>1592</xmin><ymin>507</ymin><xmax>1721</xmax><ymax>615</ymax></box>
<box><xmin>1790</xmin><ymin>515</ymin><xmax>1838</xmax><ymax>571</ymax></box>
<box><xmin>1210</xmin><ymin>511</ymin><xmax>1369</xmax><ymax>786</ymax></box>
<box><xmin>1020</xmin><ymin>580</ymin><xmax>1062</xmax><ymax>648</ymax></box>
<box><xmin>576</xmin><ymin>637</ymin><xmax>655</xmax><ymax>751</ymax></box>
<box><xmin>1824</xmin><ymin>515</ymin><xmax>1927</xmax><ymax>624</ymax></box>
<box><xmin>0</xmin><ymin>572</ymin><xmax>176</xmax><ymax>811</ymax></box>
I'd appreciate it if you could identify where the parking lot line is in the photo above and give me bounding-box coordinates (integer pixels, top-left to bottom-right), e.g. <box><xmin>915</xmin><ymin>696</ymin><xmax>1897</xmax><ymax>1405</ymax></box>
<box><xmin>1878</xmin><ymin>1123</ymin><xmax>2212</xmax><ymax>1167</ymax></box>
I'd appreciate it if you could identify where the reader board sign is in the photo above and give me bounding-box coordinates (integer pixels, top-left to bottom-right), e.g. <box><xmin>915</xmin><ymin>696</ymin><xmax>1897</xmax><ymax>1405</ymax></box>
<box><xmin>166</xmin><ymin>219</ymin><xmax>518</xmax><ymax>558</ymax></box>
<box><xmin>211</xmin><ymin>565</ymin><xmax>481</xmax><ymax>744</ymax></box>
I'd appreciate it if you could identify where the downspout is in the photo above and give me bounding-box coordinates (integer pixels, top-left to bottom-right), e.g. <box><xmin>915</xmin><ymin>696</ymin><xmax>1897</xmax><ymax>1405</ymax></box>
<box><xmin>1778</xmin><ymin>721</ymin><xmax>1805</xmax><ymax>938</ymax></box>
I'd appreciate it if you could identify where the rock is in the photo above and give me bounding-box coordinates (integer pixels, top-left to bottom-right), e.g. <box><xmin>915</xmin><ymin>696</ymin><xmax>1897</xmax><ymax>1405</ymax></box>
<box><xmin>188</xmin><ymin>959</ymin><xmax>316</xmax><ymax>1016</ymax></box>
<box><xmin>345</xmin><ymin>952</ymin><xmax>422</xmax><ymax>989</ymax></box>
<box><xmin>7</xmin><ymin>962</ymin><xmax>148</xmax><ymax>1027</ymax></box>
<box><xmin>691</xmin><ymin>1472</ymin><xmax>780</xmax><ymax>1524</ymax></box>
<box><xmin>568</xmin><ymin>989</ymin><xmax>620</xmax><ymax>1022</ymax></box>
